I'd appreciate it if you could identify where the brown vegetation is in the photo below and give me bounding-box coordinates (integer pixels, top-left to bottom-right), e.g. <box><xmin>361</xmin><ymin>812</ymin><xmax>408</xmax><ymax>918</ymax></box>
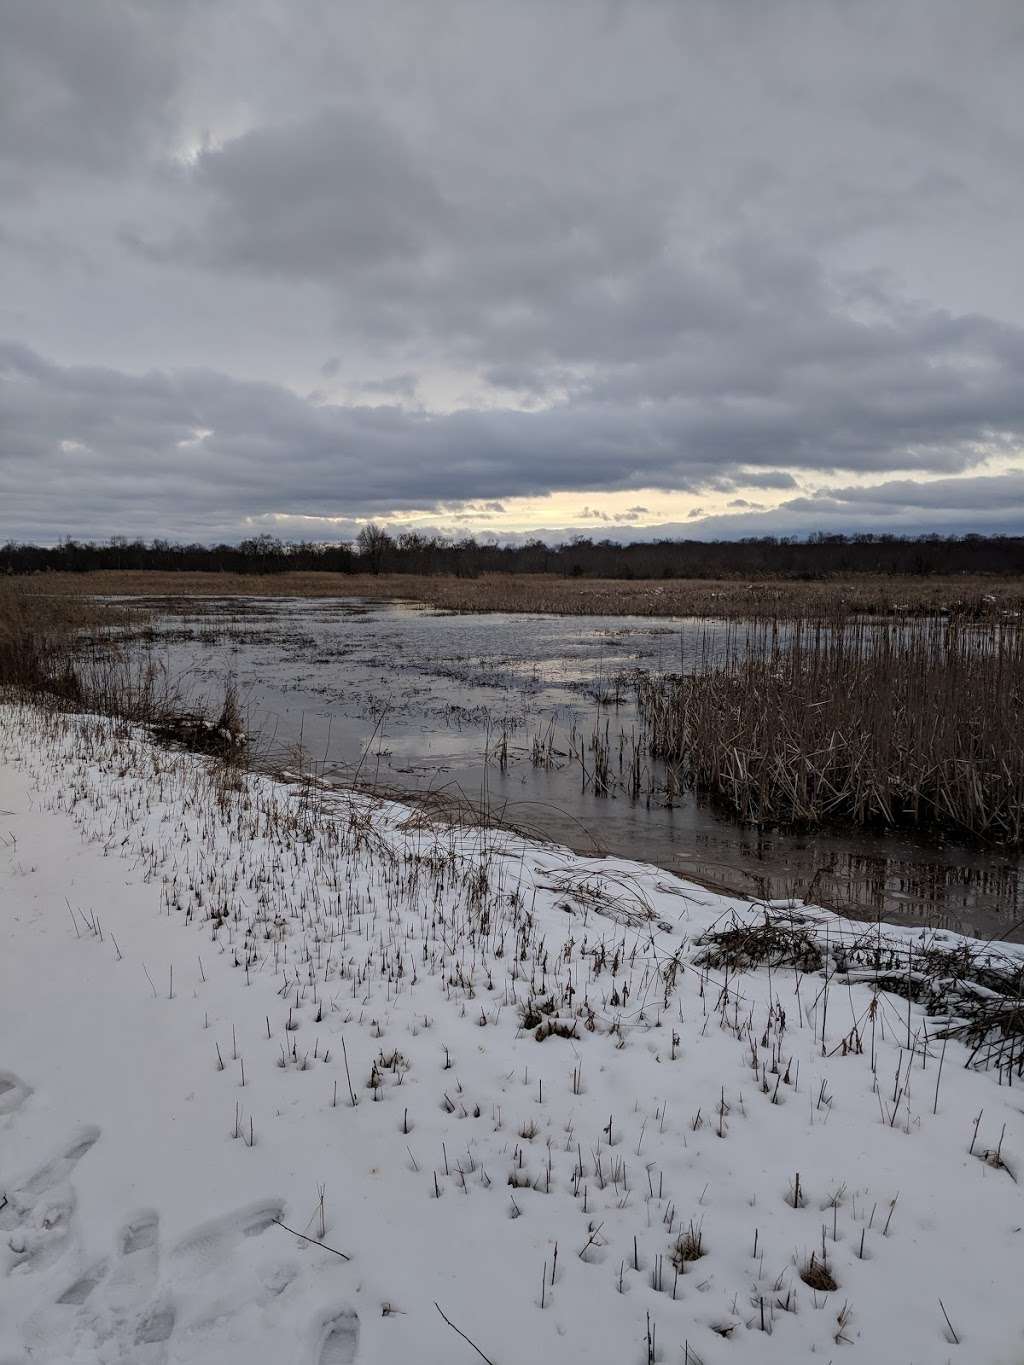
<box><xmin>636</xmin><ymin>614</ymin><xmax>1024</xmax><ymax>844</ymax></box>
<box><xmin>0</xmin><ymin>584</ymin><xmax>105</xmax><ymax>696</ymax></box>
<box><xmin>14</xmin><ymin>569</ymin><xmax>1024</xmax><ymax>619</ymax></box>
<box><xmin>800</xmin><ymin>1253</ymin><xmax>838</xmax><ymax>1293</ymax></box>
<box><xmin>0</xmin><ymin>583</ymin><xmax>239</xmax><ymax>752</ymax></box>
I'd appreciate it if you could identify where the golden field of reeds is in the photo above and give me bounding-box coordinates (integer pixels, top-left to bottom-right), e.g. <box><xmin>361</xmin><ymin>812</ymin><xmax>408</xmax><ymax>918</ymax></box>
<box><xmin>11</xmin><ymin>569</ymin><xmax>1024</xmax><ymax>619</ymax></box>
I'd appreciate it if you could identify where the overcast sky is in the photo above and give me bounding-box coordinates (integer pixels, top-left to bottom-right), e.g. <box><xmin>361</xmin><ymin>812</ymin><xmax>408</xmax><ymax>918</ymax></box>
<box><xmin>3</xmin><ymin>0</ymin><xmax>1024</xmax><ymax>545</ymax></box>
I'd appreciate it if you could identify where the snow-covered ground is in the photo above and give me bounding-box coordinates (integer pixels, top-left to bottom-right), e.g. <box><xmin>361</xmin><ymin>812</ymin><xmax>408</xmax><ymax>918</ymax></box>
<box><xmin>1</xmin><ymin>700</ymin><xmax>1022</xmax><ymax>1365</ymax></box>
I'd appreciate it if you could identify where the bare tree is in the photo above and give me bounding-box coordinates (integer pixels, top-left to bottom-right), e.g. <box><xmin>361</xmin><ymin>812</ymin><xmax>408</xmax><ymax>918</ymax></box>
<box><xmin>356</xmin><ymin>522</ymin><xmax>394</xmax><ymax>574</ymax></box>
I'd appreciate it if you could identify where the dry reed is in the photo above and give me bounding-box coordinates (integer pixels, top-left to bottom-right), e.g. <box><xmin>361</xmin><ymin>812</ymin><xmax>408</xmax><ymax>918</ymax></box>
<box><xmin>637</xmin><ymin>614</ymin><xmax>1024</xmax><ymax>844</ymax></box>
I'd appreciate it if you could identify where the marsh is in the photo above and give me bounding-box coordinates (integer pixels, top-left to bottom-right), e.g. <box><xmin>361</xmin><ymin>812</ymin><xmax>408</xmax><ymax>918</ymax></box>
<box><xmin>110</xmin><ymin>594</ymin><xmax>1024</xmax><ymax>941</ymax></box>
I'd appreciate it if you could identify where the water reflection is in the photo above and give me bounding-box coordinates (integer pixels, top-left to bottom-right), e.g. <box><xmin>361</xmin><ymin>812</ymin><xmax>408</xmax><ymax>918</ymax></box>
<box><xmin>113</xmin><ymin>595</ymin><xmax>1023</xmax><ymax>942</ymax></box>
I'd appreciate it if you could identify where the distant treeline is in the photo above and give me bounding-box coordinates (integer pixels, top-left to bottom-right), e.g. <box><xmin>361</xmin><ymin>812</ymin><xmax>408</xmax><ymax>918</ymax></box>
<box><xmin>3</xmin><ymin>530</ymin><xmax>1024</xmax><ymax>579</ymax></box>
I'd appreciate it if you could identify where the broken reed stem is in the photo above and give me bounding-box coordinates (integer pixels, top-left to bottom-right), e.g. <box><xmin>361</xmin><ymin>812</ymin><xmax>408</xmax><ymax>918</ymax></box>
<box><xmin>434</xmin><ymin>1302</ymin><xmax>498</xmax><ymax>1365</ymax></box>
<box><xmin>933</xmin><ymin>1035</ymin><xmax>948</xmax><ymax>1115</ymax></box>
<box><xmin>939</xmin><ymin>1298</ymin><xmax>960</xmax><ymax>1345</ymax></box>
<box><xmin>969</xmin><ymin>1110</ymin><xmax>984</xmax><ymax>1156</ymax></box>
<box><xmin>272</xmin><ymin>1218</ymin><xmax>351</xmax><ymax>1261</ymax></box>
<box><xmin>342</xmin><ymin>1035</ymin><xmax>358</xmax><ymax>1106</ymax></box>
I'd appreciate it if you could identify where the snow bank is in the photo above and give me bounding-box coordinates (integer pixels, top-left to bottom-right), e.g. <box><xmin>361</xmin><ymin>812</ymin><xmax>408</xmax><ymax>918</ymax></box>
<box><xmin>0</xmin><ymin>701</ymin><xmax>1022</xmax><ymax>1364</ymax></box>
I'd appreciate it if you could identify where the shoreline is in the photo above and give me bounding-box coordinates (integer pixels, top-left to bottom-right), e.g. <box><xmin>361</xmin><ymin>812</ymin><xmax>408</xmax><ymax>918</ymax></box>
<box><xmin>7</xmin><ymin>572</ymin><xmax>1021</xmax><ymax>939</ymax></box>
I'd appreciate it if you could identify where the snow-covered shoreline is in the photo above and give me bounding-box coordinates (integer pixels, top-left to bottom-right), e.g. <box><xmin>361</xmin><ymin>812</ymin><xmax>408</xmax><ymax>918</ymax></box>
<box><xmin>1</xmin><ymin>700</ymin><xmax>1022</xmax><ymax>1364</ymax></box>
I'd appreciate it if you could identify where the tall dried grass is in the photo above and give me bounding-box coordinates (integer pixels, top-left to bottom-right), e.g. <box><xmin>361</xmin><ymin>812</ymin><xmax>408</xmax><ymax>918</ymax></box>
<box><xmin>636</xmin><ymin>615</ymin><xmax>1024</xmax><ymax>844</ymax></box>
<box><xmin>0</xmin><ymin>584</ymin><xmax>97</xmax><ymax>698</ymax></box>
<box><xmin>0</xmin><ymin>583</ymin><xmax>239</xmax><ymax>748</ymax></box>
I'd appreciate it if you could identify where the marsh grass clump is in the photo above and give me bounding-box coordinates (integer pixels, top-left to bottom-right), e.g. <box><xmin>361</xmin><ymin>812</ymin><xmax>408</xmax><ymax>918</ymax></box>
<box><xmin>694</xmin><ymin>913</ymin><xmax>823</xmax><ymax>972</ymax></box>
<box><xmin>799</xmin><ymin>1252</ymin><xmax>838</xmax><ymax>1293</ymax></box>
<box><xmin>216</xmin><ymin>680</ymin><xmax>245</xmax><ymax>742</ymax></box>
<box><xmin>518</xmin><ymin>993</ymin><xmax>578</xmax><ymax>1040</ymax></box>
<box><xmin>520</xmin><ymin>996</ymin><xmax>557</xmax><ymax>1030</ymax></box>
<box><xmin>533</xmin><ymin>1017</ymin><xmax>578</xmax><ymax>1041</ymax></box>
<box><xmin>149</xmin><ymin>685</ymin><xmax>248</xmax><ymax>761</ymax></box>
<box><xmin>669</xmin><ymin>1220</ymin><xmax>706</xmax><ymax>1270</ymax></box>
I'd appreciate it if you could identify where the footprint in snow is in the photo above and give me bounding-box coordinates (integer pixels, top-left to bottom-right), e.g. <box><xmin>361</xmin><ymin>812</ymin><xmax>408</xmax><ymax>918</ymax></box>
<box><xmin>104</xmin><ymin>1209</ymin><xmax>161</xmax><ymax>1308</ymax></box>
<box><xmin>1</xmin><ymin>1126</ymin><xmax>99</xmax><ymax>1276</ymax></box>
<box><xmin>169</xmin><ymin>1196</ymin><xmax>285</xmax><ymax>1274</ymax></box>
<box><xmin>1</xmin><ymin>1124</ymin><xmax>100</xmax><ymax>1226</ymax></box>
<box><xmin>134</xmin><ymin>1297</ymin><xmax>177</xmax><ymax>1363</ymax></box>
<box><xmin>0</xmin><ymin>1072</ymin><xmax>32</xmax><ymax>1119</ymax></box>
<box><xmin>56</xmin><ymin>1260</ymin><xmax>107</xmax><ymax>1305</ymax></box>
<box><xmin>28</xmin><ymin>1196</ymin><xmax>290</xmax><ymax>1362</ymax></box>
<box><xmin>318</xmin><ymin>1309</ymin><xmax>360</xmax><ymax>1364</ymax></box>
<box><xmin>5</xmin><ymin>1192</ymin><xmax>76</xmax><ymax>1275</ymax></box>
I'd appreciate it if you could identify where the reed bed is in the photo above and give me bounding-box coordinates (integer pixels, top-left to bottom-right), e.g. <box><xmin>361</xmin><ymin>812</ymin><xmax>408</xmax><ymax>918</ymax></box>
<box><xmin>15</xmin><ymin>569</ymin><xmax>1024</xmax><ymax>619</ymax></box>
<box><xmin>0</xmin><ymin>582</ymin><xmax>243</xmax><ymax>752</ymax></box>
<box><xmin>0</xmin><ymin>584</ymin><xmax>102</xmax><ymax>696</ymax></box>
<box><xmin>636</xmin><ymin>615</ymin><xmax>1024</xmax><ymax>844</ymax></box>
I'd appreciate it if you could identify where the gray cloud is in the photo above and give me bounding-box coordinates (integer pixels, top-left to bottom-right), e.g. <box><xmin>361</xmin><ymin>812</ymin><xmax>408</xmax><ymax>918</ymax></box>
<box><xmin>0</xmin><ymin>1</ymin><xmax>184</xmax><ymax>185</ymax></box>
<box><xmin>3</xmin><ymin>340</ymin><xmax>1024</xmax><ymax>543</ymax></box>
<box><xmin>741</xmin><ymin>472</ymin><xmax>800</xmax><ymax>491</ymax></box>
<box><xmin>1</xmin><ymin>0</ymin><xmax>1023</xmax><ymax>542</ymax></box>
<box><xmin>787</xmin><ymin>472</ymin><xmax>1024</xmax><ymax>515</ymax></box>
<box><xmin>182</xmin><ymin>109</ymin><xmax>449</xmax><ymax>278</ymax></box>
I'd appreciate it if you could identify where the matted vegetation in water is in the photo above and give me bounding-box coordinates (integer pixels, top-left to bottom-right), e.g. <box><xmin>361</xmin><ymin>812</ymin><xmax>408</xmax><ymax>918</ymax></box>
<box><xmin>636</xmin><ymin>614</ymin><xmax>1024</xmax><ymax>845</ymax></box>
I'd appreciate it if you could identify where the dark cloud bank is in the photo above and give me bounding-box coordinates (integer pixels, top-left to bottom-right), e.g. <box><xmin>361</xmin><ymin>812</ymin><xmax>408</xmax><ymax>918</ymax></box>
<box><xmin>2</xmin><ymin>0</ymin><xmax>1023</xmax><ymax>544</ymax></box>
